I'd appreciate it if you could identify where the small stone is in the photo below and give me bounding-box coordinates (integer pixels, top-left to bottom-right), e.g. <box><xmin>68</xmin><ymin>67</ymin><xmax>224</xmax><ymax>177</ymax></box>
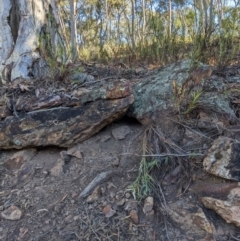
<box><xmin>112</xmin><ymin>157</ymin><xmax>120</xmax><ymax>166</ymax></box>
<box><xmin>112</xmin><ymin>126</ymin><xmax>131</xmax><ymax>140</ymax></box>
<box><xmin>143</xmin><ymin>196</ymin><xmax>154</xmax><ymax>214</ymax></box>
<box><xmin>4</xmin><ymin>148</ymin><xmax>37</xmax><ymax>170</ymax></box>
<box><xmin>116</xmin><ymin>198</ymin><xmax>126</xmax><ymax>206</ymax></box>
<box><xmin>1</xmin><ymin>205</ymin><xmax>22</xmax><ymax>220</ymax></box>
<box><xmin>70</xmin><ymin>191</ymin><xmax>78</xmax><ymax>198</ymax></box>
<box><xmin>125</xmin><ymin>192</ymin><xmax>131</xmax><ymax>199</ymax></box>
<box><xmin>42</xmin><ymin>170</ymin><xmax>48</xmax><ymax>176</ymax></box>
<box><xmin>129</xmin><ymin>210</ymin><xmax>138</xmax><ymax>224</ymax></box>
<box><xmin>64</xmin><ymin>215</ymin><xmax>72</xmax><ymax>223</ymax></box>
<box><xmin>86</xmin><ymin>186</ymin><xmax>100</xmax><ymax>203</ymax></box>
<box><xmin>67</xmin><ymin>147</ymin><xmax>83</xmax><ymax>159</ymax></box>
<box><xmin>88</xmin><ymin>205</ymin><xmax>94</xmax><ymax>210</ymax></box>
<box><xmin>109</xmin><ymin>191</ymin><xmax>115</xmax><ymax>199</ymax></box>
<box><xmin>73</xmin><ymin>216</ymin><xmax>79</xmax><ymax>221</ymax></box>
<box><xmin>50</xmin><ymin>159</ymin><xmax>64</xmax><ymax>176</ymax></box>
<box><xmin>103</xmin><ymin>204</ymin><xmax>116</xmax><ymax>218</ymax></box>
<box><xmin>125</xmin><ymin>200</ymin><xmax>138</xmax><ymax>211</ymax></box>
<box><xmin>70</xmin><ymin>72</ymin><xmax>88</xmax><ymax>84</ymax></box>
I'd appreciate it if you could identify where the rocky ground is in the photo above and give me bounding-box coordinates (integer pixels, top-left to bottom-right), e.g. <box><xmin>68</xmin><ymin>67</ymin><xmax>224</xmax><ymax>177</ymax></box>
<box><xmin>1</xmin><ymin>60</ymin><xmax>240</xmax><ymax>240</ymax></box>
<box><xmin>0</xmin><ymin>118</ymin><xmax>240</xmax><ymax>241</ymax></box>
<box><xmin>0</xmin><ymin>119</ymin><xmax>163</xmax><ymax>241</ymax></box>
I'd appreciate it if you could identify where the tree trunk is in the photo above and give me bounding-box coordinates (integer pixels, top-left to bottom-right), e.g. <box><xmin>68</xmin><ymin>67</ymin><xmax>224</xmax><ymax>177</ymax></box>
<box><xmin>131</xmin><ymin>0</ymin><xmax>136</xmax><ymax>54</ymax></box>
<box><xmin>168</xmin><ymin>0</ymin><xmax>172</xmax><ymax>37</ymax></box>
<box><xmin>0</xmin><ymin>0</ymin><xmax>66</xmax><ymax>83</ymax></box>
<box><xmin>142</xmin><ymin>0</ymin><xmax>146</xmax><ymax>42</ymax></box>
<box><xmin>70</xmin><ymin>0</ymin><xmax>78</xmax><ymax>60</ymax></box>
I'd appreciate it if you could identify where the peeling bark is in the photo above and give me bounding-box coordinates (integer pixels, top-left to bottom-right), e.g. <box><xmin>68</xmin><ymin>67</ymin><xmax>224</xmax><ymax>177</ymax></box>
<box><xmin>0</xmin><ymin>0</ymin><xmax>66</xmax><ymax>83</ymax></box>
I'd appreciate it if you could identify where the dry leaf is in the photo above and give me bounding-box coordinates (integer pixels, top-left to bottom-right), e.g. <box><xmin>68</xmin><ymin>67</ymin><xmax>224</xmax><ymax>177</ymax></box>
<box><xmin>19</xmin><ymin>84</ymin><xmax>31</xmax><ymax>92</ymax></box>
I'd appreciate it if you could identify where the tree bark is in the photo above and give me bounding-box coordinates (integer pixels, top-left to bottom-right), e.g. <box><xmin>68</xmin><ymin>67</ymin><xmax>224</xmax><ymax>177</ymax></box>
<box><xmin>0</xmin><ymin>0</ymin><xmax>66</xmax><ymax>83</ymax></box>
<box><xmin>131</xmin><ymin>0</ymin><xmax>136</xmax><ymax>53</ymax></box>
<box><xmin>70</xmin><ymin>0</ymin><xmax>78</xmax><ymax>60</ymax></box>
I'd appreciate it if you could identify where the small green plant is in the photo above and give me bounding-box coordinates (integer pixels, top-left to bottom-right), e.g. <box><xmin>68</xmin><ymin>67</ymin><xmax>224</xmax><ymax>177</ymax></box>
<box><xmin>182</xmin><ymin>89</ymin><xmax>203</xmax><ymax>114</ymax></box>
<box><xmin>127</xmin><ymin>133</ymin><xmax>159</xmax><ymax>200</ymax></box>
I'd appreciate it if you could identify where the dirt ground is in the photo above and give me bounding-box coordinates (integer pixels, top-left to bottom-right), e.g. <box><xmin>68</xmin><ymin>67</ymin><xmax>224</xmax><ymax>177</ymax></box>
<box><xmin>0</xmin><ymin>118</ymin><xmax>158</xmax><ymax>241</ymax></box>
<box><xmin>1</xmin><ymin>62</ymin><xmax>240</xmax><ymax>240</ymax></box>
<box><xmin>1</xmin><ymin>116</ymin><xmax>240</xmax><ymax>241</ymax></box>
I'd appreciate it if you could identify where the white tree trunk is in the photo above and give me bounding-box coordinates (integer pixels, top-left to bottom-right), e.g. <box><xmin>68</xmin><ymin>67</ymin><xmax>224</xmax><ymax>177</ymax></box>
<box><xmin>0</xmin><ymin>0</ymin><xmax>65</xmax><ymax>83</ymax></box>
<box><xmin>70</xmin><ymin>0</ymin><xmax>78</xmax><ymax>60</ymax></box>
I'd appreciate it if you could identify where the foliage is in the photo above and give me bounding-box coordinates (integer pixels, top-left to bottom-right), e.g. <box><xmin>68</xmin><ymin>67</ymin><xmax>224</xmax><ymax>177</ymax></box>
<box><xmin>38</xmin><ymin>11</ymin><xmax>71</xmax><ymax>79</ymax></box>
<box><xmin>56</xmin><ymin>1</ymin><xmax>240</xmax><ymax>66</ymax></box>
<box><xmin>182</xmin><ymin>89</ymin><xmax>203</xmax><ymax>114</ymax></box>
<box><xmin>127</xmin><ymin>130</ymin><xmax>160</xmax><ymax>200</ymax></box>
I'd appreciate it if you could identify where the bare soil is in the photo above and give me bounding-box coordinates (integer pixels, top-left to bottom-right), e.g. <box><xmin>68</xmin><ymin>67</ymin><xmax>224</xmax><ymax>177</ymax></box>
<box><xmin>1</xmin><ymin>117</ymin><xmax>239</xmax><ymax>241</ymax></box>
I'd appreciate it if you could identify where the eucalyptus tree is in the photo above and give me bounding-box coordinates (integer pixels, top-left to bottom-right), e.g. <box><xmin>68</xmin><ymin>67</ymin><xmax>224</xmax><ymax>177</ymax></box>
<box><xmin>70</xmin><ymin>0</ymin><xmax>78</xmax><ymax>60</ymax></box>
<box><xmin>0</xmin><ymin>0</ymin><xmax>68</xmax><ymax>83</ymax></box>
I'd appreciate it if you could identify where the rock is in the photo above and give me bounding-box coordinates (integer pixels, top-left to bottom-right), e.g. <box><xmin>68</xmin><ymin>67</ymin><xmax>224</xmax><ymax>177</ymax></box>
<box><xmin>129</xmin><ymin>210</ymin><xmax>138</xmax><ymax>224</ymax></box>
<box><xmin>112</xmin><ymin>126</ymin><xmax>131</xmax><ymax>140</ymax></box>
<box><xmin>1</xmin><ymin>205</ymin><xmax>22</xmax><ymax>220</ymax></box>
<box><xmin>112</xmin><ymin>157</ymin><xmax>120</xmax><ymax>166</ymax></box>
<box><xmin>0</xmin><ymin>95</ymin><xmax>134</xmax><ymax>149</ymax></box>
<box><xmin>67</xmin><ymin>147</ymin><xmax>83</xmax><ymax>159</ymax></box>
<box><xmin>203</xmin><ymin>136</ymin><xmax>240</xmax><ymax>181</ymax></box>
<box><xmin>167</xmin><ymin>198</ymin><xmax>215</xmax><ymax>241</ymax></box>
<box><xmin>60</xmin><ymin>151</ymin><xmax>71</xmax><ymax>162</ymax></box>
<box><xmin>3</xmin><ymin>148</ymin><xmax>37</xmax><ymax>170</ymax></box>
<box><xmin>116</xmin><ymin>198</ymin><xmax>125</xmax><ymax>206</ymax></box>
<box><xmin>125</xmin><ymin>200</ymin><xmax>138</xmax><ymax>211</ymax></box>
<box><xmin>129</xmin><ymin>60</ymin><xmax>235</xmax><ymax>124</ymax></box>
<box><xmin>103</xmin><ymin>204</ymin><xmax>116</xmax><ymax>218</ymax></box>
<box><xmin>201</xmin><ymin>186</ymin><xmax>240</xmax><ymax>228</ymax></box>
<box><xmin>143</xmin><ymin>196</ymin><xmax>154</xmax><ymax>214</ymax></box>
<box><xmin>125</xmin><ymin>192</ymin><xmax>131</xmax><ymax>199</ymax></box>
<box><xmin>50</xmin><ymin>159</ymin><xmax>64</xmax><ymax>176</ymax></box>
<box><xmin>86</xmin><ymin>186</ymin><xmax>100</xmax><ymax>203</ymax></box>
<box><xmin>69</xmin><ymin>72</ymin><xmax>94</xmax><ymax>84</ymax></box>
<box><xmin>191</xmin><ymin>182</ymin><xmax>239</xmax><ymax>198</ymax></box>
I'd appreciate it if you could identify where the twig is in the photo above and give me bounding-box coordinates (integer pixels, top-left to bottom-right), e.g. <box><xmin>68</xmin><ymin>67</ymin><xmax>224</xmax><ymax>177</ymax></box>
<box><xmin>121</xmin><ymin>152</ymin><xmax>204</xmax><ymax>157</ymax></box>
<box><xmin>231</xmin><ymin>233</ymin><xmax>240</xmax><ymax>241</ymax></box>
<box><xmin>158</xmin><ymin>184</ymin><xmax>167</xmax><ymax>210</ymax></box>
<box><xmin>158</xmin><ymin>184</ymin><xmax>171</xmax><ymax>241</ymax></box>
<box><xmin>49</xmin><ymin>194</ymin><xmax>68</xmax><ymax>207</ymax></box>
<box><xmin>79</xmin><ymin>170</ymin><xmax>122</xmax><ymax>198</ymax></box>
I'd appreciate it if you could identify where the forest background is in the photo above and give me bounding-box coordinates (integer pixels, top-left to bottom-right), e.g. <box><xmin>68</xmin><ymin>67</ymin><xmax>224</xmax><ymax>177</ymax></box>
<box><xmin>60</xmin><ymin>0</ymin><xmax>240</xmax><ymax>67</ymax></box>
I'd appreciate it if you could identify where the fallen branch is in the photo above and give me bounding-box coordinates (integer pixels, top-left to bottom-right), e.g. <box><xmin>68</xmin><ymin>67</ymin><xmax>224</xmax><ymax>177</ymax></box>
<box><xmin>79</xmin><ymin>170</ymin><xmax>122</xmax><ymax>198</ymax></box>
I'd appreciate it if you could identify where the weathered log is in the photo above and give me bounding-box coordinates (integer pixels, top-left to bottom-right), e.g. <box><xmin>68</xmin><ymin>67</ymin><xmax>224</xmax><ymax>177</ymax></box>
<box><xmin>0</xmin><ymin>95</ymin><xmax>134</xmax><ymax>149</ymax></box>
<box><xmin>14</xmin><ymin>80</ymin><xmax>132</xmax><ymax>112</ymax></box>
